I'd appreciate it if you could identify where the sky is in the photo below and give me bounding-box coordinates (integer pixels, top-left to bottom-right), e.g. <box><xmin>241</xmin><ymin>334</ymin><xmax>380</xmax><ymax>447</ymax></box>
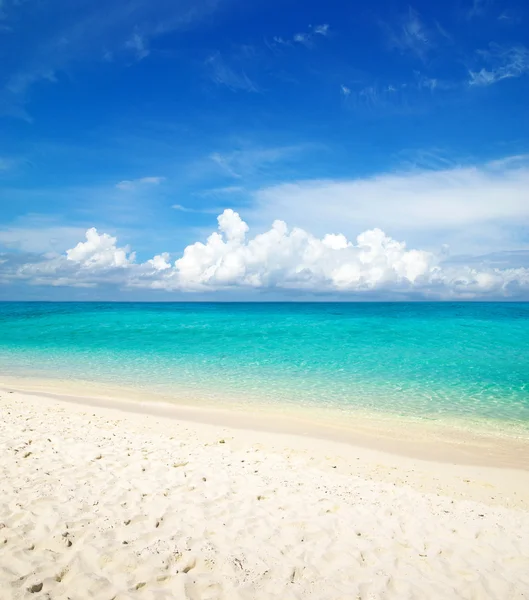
<box><xmin>0</xmin><ymin>0</ymin><xmax>528</xmax><ymax>300</ymax></box>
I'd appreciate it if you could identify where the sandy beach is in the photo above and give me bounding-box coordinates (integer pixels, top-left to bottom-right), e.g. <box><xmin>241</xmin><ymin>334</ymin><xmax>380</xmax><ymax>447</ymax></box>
<box><xmin>1</xmin><ymin>386</ymin><xmax>529</xmax><ymax>600</ymax></box>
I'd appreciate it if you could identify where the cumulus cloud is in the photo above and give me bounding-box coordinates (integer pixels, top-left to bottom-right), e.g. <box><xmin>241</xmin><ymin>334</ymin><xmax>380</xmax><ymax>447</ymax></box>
<box><xmin>66</xmin><ymin>228</ymin><xmax>135</xmax><ymax>268</ymax></box>
<box><xmin>1</xmin><ymin>209</ymin><xmax>528</xmax><ymax>299</ymax></box>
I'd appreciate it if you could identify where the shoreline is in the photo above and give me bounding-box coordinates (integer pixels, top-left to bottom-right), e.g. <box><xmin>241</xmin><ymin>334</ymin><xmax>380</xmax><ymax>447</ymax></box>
<box><xmin>1</xmin><ymin>375</ymin><xmax>529</xmax><ymax>472</ymax></box>
<box><xmin>1</xmin><ymin>387</ymin><xmax>529</xmax><ymax>598</ymax></box>
<box><xmin>2</xmin><ymin>379</ymin><xmax>529</xmax><ymax>511</ymax></box>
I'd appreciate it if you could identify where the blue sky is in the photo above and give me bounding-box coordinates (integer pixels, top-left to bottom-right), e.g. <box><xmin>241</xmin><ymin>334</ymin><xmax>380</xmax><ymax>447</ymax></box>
<box><xmin>0</xmin><ymin>0</ymin><xmax>528</xmax><ymax>299</ymax></box>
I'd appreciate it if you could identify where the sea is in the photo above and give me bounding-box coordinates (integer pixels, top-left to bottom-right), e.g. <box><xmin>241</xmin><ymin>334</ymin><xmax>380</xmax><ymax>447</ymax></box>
<box><xmin>0</xmin><ymin>302</ymin><xmax>528</xmax><ymax>435</ymax></box>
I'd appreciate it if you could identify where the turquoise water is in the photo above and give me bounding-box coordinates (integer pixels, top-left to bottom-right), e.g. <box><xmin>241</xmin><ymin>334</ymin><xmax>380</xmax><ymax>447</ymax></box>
<box><xmin>0</xmin><ymin>302</ymin><xmax>528</xmax><ymax>430</ymax></box>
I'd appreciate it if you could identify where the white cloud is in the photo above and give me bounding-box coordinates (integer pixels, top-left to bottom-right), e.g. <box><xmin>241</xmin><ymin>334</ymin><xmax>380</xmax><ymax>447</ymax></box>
<box><xmin>293</xmin><ymin>33</ymin><xmax>308</xmax><ymax>44</ymax></box>
<box><xmin>1</xmin><ymin>208</ymin><xmax>529</xmax><ymax>299</ymax></box>
<box><xmin>115</xmin><ymin>176</ymin><xmax>165</xmax><ymax>191</ymax></box>
<box><xmin>295</xmin><ymin>24</ymin><xmax>330</xmax><ymax>45</ymax></box>
<box><xmin>340</xmin><ymin>85</ymin><xmax>351</xmax><ymax>96</ymax></box>
<box><xmin>274</xmin><ymin>24</ymin><xmax>330</xmax><ymax>48</ymax></box>
<box><xmin>66</xmin><ymin>228</ymin><xmax>135</xmax><ymax>268</ymax></box>
<box><xmin>147</xmin><ymin>252</ymin><xmax>171</xmax><ymax>271</ymax></box>
<box><xmin>173</xmin><ymin>213</ymin><xmax>436</xmax><ymax>292</ymax></box>
<box><xmin>313</xmin><ymin>24</ymin><xmax>330</xmax><ymax>36</ymax></box>
<box><xmin>249</xmin><ymin>156</ymin><xmax>529</xmax><ymax>255</ymax></box>
<box><xmin>469</xmin><ymin>44</ymin><xmax>529</xmax><ymax>86</ymax></box>
<box><xmin>5</xmin><ymin>228</ymin><xmax>137</xmax><ymax>287</ymax></box>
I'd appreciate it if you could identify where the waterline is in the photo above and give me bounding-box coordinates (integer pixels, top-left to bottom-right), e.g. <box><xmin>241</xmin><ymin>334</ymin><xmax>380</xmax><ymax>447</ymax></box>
<box><xmin>1</xmin><ymin>302</ymin><xmax>528</xmax><ymax>435</ymax></box>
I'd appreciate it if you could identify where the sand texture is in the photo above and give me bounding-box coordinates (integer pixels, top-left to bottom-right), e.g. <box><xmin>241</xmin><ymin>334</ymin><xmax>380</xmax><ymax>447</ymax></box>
<box><xmin>1</xmin><ymin>389</ymin><xmax>529</xmax><ymax>600</ymax></box>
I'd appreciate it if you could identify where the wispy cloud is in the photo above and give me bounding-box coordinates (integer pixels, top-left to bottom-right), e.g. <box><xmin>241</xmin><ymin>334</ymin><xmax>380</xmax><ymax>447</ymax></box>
<box><xmin>466</xmin><ymin>0</ymin><xmax>493</xmax><ymax>19</ymax></box>
<box><xmin>413</xmin><ymin>71</ymin><xmax>453</xmax><ymax>91</ymax></box>
<box><xmin>1</xmin><ymin>0</ymin><xmax>223</xmax><ymax>120</ymax></box>
<box><xmin>125</xmin><ymin>31</ymin><xmax>150</xmax><ymax>61</ymax></box>
<box><xmin>171</xmin><ymin>204</ymin><xmax>195</xmax><ymax>212</ymax></box>
<box><xmin>116</xmin><ymin>176</ymin><xmax>165</xmax><ymax>191</ymax></box>
<box><xmin>250</xmin><ymin>155</ymin><xmax>529</xmax><ymax>256</ymax></box>
<box><xmin>434</xmin><ymin>21</ymin><xmax>454</xmax><ymax>44</ymax></box>
<box><xmin>385</xmin><ymin>7</ymin><xmax>434</xmax><ymax>61</ymax></box>
<box><xmin>171</xmin><ymin>203</ymin><xmax>222</xmax><ymax>213</ymax></box>
<box><xmin>341</xmin><ymin>72</ymin><xmax>454</xmax><ymax>115</ymax></box>
<box><xmin>469</xmin><ymin>44</ymin><xmax>529</xmax><ymax>86</ymax></box>
<box><xmin>497</xmin><ymin>9</ymin><xmax>521</xmax><ymax>24</ymax></box>
<box><xmin>205</xmin><ymin>51</ymin><xmax>258</xmax><ymax>92</ymax></box>
<box><xmin>196</xmin><ymin>185</ymin><xmax>245</xmax><ymax>196</ymax></box>
<box><xmin>210</xmin><ymin>145</ymin><xmax>311</xmax><ymax>179</ymax></box>
<box><xmin>294</xmin><ymin>23</ymin><xmax>330</xmax><ymax>46</ymax></box>
<box><xmin>293</xmin><ymin>32</ymin><xmax>309</xmax><ymax>45</ymax></box>
<box><xmin>487</xmin><ymin>154</ymin><xmax>529</xmax><ymax>168</ymax></box>
<box><xmin>210</xmin><ymin>152</ymin><xmax>244</xmax><ymax>178</ymax></box>
<box><xmin>393</xmin><ymin>148</ymin><xmax>461</xmax><ymax>171</ymax></box>
<box><xmin>313</xmin><ymin>24</ymin><xmax>330</xmax><ymax>36</ymax></box>
<box><xmin>271</xmin><ymin>24</ymin><xmax>330</xmax><ymax>49</ymax></box>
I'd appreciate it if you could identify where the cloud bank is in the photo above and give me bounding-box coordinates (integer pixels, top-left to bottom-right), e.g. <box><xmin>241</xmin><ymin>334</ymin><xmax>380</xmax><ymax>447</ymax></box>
<box><xmin>2</xmin><ymin>210</ymin><xmax>528</xmax><ymax>299</ymax></box>
<box><xmin>250</xmin><ymin>156</ymin><xmax>529</xmax><ymax>255</ymax></box>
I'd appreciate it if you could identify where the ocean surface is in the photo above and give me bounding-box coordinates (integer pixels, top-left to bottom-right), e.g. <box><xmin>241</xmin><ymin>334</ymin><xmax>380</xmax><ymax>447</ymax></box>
<box><xmin>0</xmin><ymin>302</ymin><xmax>528</xmax><ymax>433</ymax></box>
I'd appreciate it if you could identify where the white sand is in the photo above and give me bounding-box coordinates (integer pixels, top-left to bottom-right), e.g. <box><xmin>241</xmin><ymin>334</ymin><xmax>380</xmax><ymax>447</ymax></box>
<box><xmin>1</xmin><ymin>388</ymin><xmax>529</xmax><ymax>600</ymax></box>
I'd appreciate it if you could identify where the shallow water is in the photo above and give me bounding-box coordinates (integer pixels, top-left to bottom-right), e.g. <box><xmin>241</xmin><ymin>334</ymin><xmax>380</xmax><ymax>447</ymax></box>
<box><xmin>0</xmin><ymin>302</ymin><xmax>528</xmax><ymax>432</ymax></box>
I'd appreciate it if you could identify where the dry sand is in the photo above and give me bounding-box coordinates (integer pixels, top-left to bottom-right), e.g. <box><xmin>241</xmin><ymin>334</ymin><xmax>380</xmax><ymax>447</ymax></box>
<box><xmin>1</xmin><ymin>386</ymin><xmax>529</xmax><ymax>599</ymax></box>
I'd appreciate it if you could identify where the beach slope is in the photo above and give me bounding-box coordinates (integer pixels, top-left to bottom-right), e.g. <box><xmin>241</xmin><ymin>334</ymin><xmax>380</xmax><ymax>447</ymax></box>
<box><xmin>1</xmin><ymin>389</ymin><xmax>529</xmax><ymax>600</ymax></box>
